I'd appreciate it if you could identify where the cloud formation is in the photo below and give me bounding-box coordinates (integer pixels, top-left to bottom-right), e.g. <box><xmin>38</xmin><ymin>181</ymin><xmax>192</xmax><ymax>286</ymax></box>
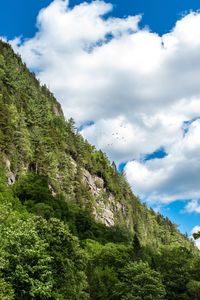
<box><xmin>8</xmin><ymin>0</ymin><xmax>200</xmax><ymax>204</ymax></box>
<box><xmin>125</xmin><ymin>119</ymin><xmax>200</xmax><ymax>203</ymax></box>
<box><xmin>191</xmin><ymin>226</ymin><xmax>200</xmax><ymax>249</ymax></box>
<box><xmin>185</xmin><ymin>199</ymin><xmax>200</xmax><ymax>214</ymax></box>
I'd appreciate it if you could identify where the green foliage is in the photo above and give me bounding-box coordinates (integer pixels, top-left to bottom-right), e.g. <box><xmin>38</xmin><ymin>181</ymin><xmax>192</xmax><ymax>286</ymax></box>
<box><xmin>0</xmin><ymin>94</ymin><xmax>15</xmax><ymax>151</ymax></box>
<box><xmin>89</xmin><ymin>266</ymin><xmax>118</xmax><ymax>300</ymax></box>
<box><xmin>187</xmin><ymin>280</ymin><xmax>200</xmax><ymax>300</ymax></box>
<box><xmin>0</xmin><ymin>278</ymin><xmax>15</xmax><ymax>300</ymax></box>
<box><xmin>114</xmin><ymin>261</ymin><xmax>166</xmax><ymax>300</ymax></box>
<box><xmin>0</xmin><ymin>186</ymin><xmax>89</xmax><ymax>299</ymax></box>
<box><xmin>91</xmin><ymin>242</ymin><xmax>131</xmax><ymax>270</ymax></box>
<box><xmin>154</xmin><ymin>246</ymin><xmax>193</xmax><ymax>300</ymax></box>
<box><xmin>193</xmin><ymin>231</ymin><xmax>200</xmax><ymax>240</ymax></box>
<box><xmin>0</xmin><ymin>167</ymin><xmax>26</xmax><ymax>216</ymax></box>
<box><xmin>0</xmin><ymin>215</ymin><xmax>53</xmax><ymax>299</ymax></box>
<box><xmin>34</xmin><ymin>217</ymin><xmax>89</xmax><ymax>299</ymax></box>
<box><xmin>84</xmin><ymin>240</ymin><xmax>134</xmax><ymax>299</ymax></box>
<box><xmin>11</xmin><ymin>171</ymin><xmax>132</xmax><ymax>245</ymax></box>
<box><xmin>132</xmin><ymin>233</ymin><xmax>142</xmax><ymax>260</ymax></box>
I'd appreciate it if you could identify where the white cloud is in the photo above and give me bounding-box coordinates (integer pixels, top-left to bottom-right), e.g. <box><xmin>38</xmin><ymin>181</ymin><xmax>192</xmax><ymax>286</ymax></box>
<box><xmin>185</xmin><ymin>200</ymin><xmax>200</xmax><ymax>213</ymax></box>
<box><xmin>125</xmin><ymin>120</ymin><xmax>200</xmax><ymax>203</ymax></box>
<box><xmin>191</xmin><ymin>226</ymin><xmax>200</xmax><ymax>249</ymax></box>
<box><xmin>191</xmin><ymin>225</ymin><xmax>200</xmax><ymax>234</ymax></box>
<box><xmin>7</xmin><ymin>0</ymin><xmax>200</xmax><ymax>205</ymax></box>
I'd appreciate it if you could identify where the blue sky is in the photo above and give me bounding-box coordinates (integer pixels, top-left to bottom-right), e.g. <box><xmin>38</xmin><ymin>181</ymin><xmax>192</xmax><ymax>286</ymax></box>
<box><xmin>1</xmin><ymin>0</ymin><xmax>200</xmax><ymax>39</ymax></box>
<box><xmin>1</xmin><ymin>0</ymin><xmax>200</xmax><ymax>238</ymax></box>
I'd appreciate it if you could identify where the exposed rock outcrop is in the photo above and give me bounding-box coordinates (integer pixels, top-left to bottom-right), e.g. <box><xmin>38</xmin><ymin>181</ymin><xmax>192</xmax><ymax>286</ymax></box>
<box><xmin>83</xmin><ymin>170</ymin><xmax>127</xmax><ymax>226</ymax></box>
<box><xmin>53</xmin><ymin>105</ymin><xmax>61</xmax><ymax>116</ymax></box>
<box><xmin>5</xmin><ymin>159</ymin><xmax>16</xmax><ymax>185</ymax></box>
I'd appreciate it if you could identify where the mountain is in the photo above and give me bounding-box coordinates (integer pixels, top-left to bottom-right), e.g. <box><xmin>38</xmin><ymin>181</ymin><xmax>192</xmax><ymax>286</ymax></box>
<box><xmin>0</xmin><ymin>39</ymin><xmax>199</xmax><ymax>300</ymax></box>
<box><xmin>0</xmin><ymin>39</ymin><xmax>192</xmax><ymax>248</ymax></box>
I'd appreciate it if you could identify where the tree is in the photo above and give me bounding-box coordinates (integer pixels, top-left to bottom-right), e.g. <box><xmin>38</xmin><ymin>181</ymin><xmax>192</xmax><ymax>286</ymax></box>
<box><xmin>132</xmin><ymin>233</ymin><xmax>142</xmax><ymax>260</ymax></box>
<box><xmin>114</xmin><ymin>261</ymin><xmax>166</xmax><ymax>300</ymax></box>
<box><xmin>0</xmin><ymin>216</ymin><xmax>53</xmax><ymax>299</ymax></box>
<box><xmin>34</xmin><ymin>217</ymin><xmax>89</xmax><ymax>299</ymax></box>
<box><xmin>187</xmin><ymin>280</ymin><xmax>200</xmax><ymax>300</ymax></box>
<box><xmin>12</xmin><ymin>172</ymin><xmax>54</xmax><ymax>205</ymax></box>
<box><xmin>0</xmin><ymin>54</ymin><xmax>5</xmax><ymax>80</ymax></box>
<box><xmin>89</xmin><ymin>266</ymin><xmax>118</xmax><ymax>300</ymax></box>
<box><xmin>0</xmin><ymin>94</ymin><xmax>15</xmax><ymax>151</ymax></box>
<box><xmin>154</xmin><ymin>246</ymin><xmax>193</xmax><ymax>300</ymax></box>
<box><xmin>193</xmin><ymin>231</ymin><xmax>200</xmax><ymax>240</ymax></box>
<box><xmin>84</xmin><ymin>240</ymin><xmax>130</xmax><ymax>299</ymax></box>
<box><xmin>0</xmin><ymin>279</ymin><xmax>15</xmax><ymax>300</ymax></box>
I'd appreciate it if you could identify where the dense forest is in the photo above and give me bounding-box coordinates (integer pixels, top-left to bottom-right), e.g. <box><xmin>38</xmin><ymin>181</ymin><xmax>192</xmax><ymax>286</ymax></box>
<box><xmin>0</xmin><ymin>39</ymin><xmax>200</xmax><ymax>299</ymax></box>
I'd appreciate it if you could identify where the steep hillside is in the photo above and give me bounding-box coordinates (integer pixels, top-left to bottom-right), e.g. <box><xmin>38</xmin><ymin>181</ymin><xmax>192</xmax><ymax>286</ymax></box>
<box><xmin>0</xmin><ymin>39</ymin><xmax>194</xmax><ymax>250</ymax></box>
<box><xmin>1</xmin><ymin>38</ymin><xmax>200</xmax><ymax>300</ymax></box>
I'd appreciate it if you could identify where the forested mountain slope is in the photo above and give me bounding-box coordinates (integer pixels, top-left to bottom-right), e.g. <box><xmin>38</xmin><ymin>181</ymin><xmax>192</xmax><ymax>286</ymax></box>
<box><xmin>0</xmin><ymin>39</ymin><xmax>193</xmax><ymax>248</ymax></box>
<box><xmin>0</xmin><ymin>39</ymin><xmax>199</xmax><ymax>299</ymax></box>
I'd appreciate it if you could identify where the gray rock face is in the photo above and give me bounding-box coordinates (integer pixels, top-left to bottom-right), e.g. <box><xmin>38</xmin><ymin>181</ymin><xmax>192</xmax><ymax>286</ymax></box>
<box><xmin>53</xmin><ymin>105</ymin><xmax>60</xmax><ymax>116</ymax></box>
<box><xmin>5</xmin><ymin>159</ymin><xmax>16</xmax><ymax>185</ymax></box>
<box><xmin>4</xmin><ymin>154</ymin><xmax>126</xmax><ymax>227</ymax></box>
<box><xmin>83</xmin><ymin>170</ymin><xmax>126</xmax><ymax>227</ymax></box>
<box><xmin>83</xmin><ymin>170</ymin><xmax>104</xmax><ymax>198</ymax></box>
<box><xmin>7</xmin><ymin>172</ymin><xmax>16</xmax><ymax>185</ymax></box>
<box><xmin>5</xmin><ymin>159</ymin><xmax>11</xmax><ymax>170</ymax></box>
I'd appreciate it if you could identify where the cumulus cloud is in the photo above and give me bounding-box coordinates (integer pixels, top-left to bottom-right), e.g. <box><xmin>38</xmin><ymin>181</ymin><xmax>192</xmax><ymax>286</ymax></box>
<box><xmin>7</xmin><ymin>0</ymin><xmax>200</xmax><ymax>204</ymax></box>
<box><xmin>125</xmin><ymin>119</ymin><xmax>200</xmax><ymax>203</ymax></box>
<box><xmin>191</xmin><ymin>226</ymin><xmax>200</xmax><ymax>249</ymax></box>
<box><xmin>185</xmin><ymin>200</ymin><xmax>200</xmax><ymax>213</ymax></box>
<box><xmin>192</xmin><ymin>225</ymin><xmax>200</xmax><ymax>234</ymax></box>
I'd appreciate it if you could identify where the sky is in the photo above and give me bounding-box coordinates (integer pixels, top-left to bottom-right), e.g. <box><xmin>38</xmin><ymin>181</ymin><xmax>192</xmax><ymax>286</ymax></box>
<box><xmin>1</xmin><ymin>0</ymin><xmax>200</xmax><ymax>243</ymax></box>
